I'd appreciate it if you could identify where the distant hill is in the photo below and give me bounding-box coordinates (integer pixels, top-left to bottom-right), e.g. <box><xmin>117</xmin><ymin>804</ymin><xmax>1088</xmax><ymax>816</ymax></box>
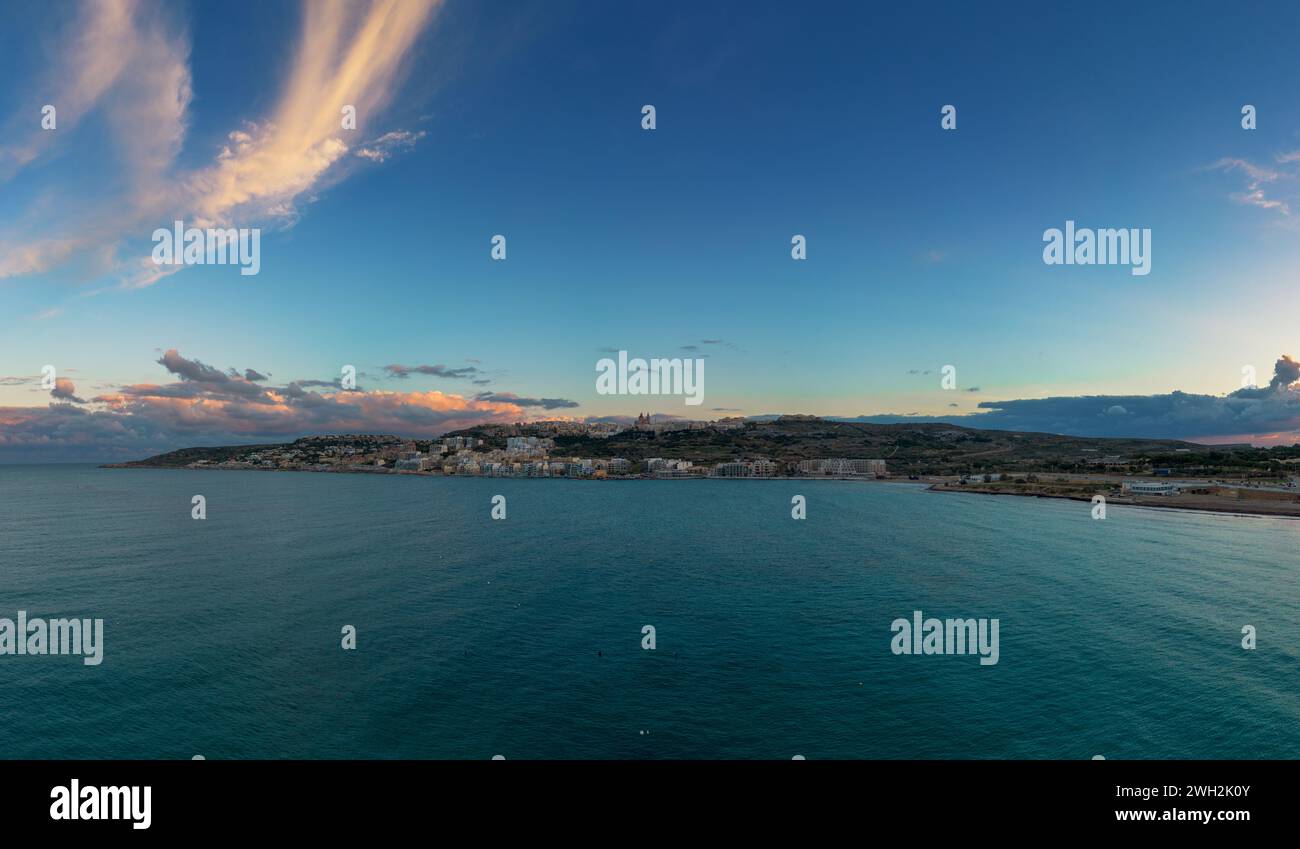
<box><xmin>446</xmin><ymin>417</ymin><xmax>1225</xmax><ymax>475</ymax></box>
<box><xmin>108</xmin><ymin>417</ymin><xmax>1270</xmax><ymax>476</ymax></box>
<box><xmin>106</xmin><ymin>442</ymin><xmax>285</xmax><ymax>468</ymax></box>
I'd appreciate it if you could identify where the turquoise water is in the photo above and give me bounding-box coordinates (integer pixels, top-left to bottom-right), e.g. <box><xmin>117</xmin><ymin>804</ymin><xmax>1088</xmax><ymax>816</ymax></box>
<box><xmin>1</xmin><ymin>464</ymin><xmax>1298</xmax><ymax>759</ymax></box>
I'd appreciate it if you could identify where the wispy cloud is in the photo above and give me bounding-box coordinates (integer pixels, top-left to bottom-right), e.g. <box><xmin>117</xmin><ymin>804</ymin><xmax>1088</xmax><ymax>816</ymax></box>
<box><xmin>1205</xmin><ymin>154</ymin><xmax>1294</xmax><ymax>215</ymax></box>
<box><xmin>355</xmin><ymin>129</ymin><xmax>427</xmax><ymax>162</ymax></box>
<box><xmin>473</xmin><ymin>392</ymin><xmax>579</xmax><ymax>410</ymax></box>
<box><xmin>185</xmin><ymin>0</ymin><xmax>439</xmax><ymax>230</ymax></box>
<box><xmin>0</xmin><ymin>0</ymin><xmax>442</xmax><ymax>289</ymax></box>
<box><xmin>0</xmin><ymin>0</ymin><xmax>139</xmax><ymax>180</ymax></box>
<box><xmin>0</xmin><ymin>0</ymin><xmax>191</xmax><ymax>281</ymax></box>
<box><xmin>384</xmin><ymin>363</ymin><xmax>480</xmax><ymax>380</ymax></box>
<box><xmin>702</xmin><ymin>338</ymin><xmax>747</xmax><ymax>354</ymax></box>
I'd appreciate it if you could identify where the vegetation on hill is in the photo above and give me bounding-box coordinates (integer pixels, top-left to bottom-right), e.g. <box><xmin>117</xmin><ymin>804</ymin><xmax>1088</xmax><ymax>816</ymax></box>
<box><xmin>443</xmin><ymin>417</ymin><xmax>1224</xmax><ymax>475</ymax></box>
<box><xmin>107</xmin><ymin>417</ymin><xmax>1281</xmax><ymax>477</ymax></box>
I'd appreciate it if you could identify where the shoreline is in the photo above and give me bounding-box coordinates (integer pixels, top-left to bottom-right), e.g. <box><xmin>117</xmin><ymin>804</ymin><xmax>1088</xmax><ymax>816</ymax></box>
<box><xmin>98</xmin><ymin>463</ymin><xmax>1297</xmax><ymax>519</ymax></box>
<box><xmin>928</xmin><ymin>482</ymin><xmax>1300</xmax><ymax>520</ymax></box>
<box><xmin>99</xmin><ymin>463</ymin><xmax>908</xmax><ymax>483</ymax></box>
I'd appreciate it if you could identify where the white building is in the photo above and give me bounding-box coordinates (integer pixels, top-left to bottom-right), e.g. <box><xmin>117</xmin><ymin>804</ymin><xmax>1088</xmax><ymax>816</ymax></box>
<box><xmin>646</xmin><ymin>458</ymin><xmax>692</xmax><ymax>473</ymax></box>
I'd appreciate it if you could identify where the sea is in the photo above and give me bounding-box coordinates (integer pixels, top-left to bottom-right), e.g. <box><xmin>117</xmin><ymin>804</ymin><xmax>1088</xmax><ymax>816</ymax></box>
<box><xmin>2</xmin><ymin>464</ymin><xmax>1298</xmax><ymax>759</ymax></box>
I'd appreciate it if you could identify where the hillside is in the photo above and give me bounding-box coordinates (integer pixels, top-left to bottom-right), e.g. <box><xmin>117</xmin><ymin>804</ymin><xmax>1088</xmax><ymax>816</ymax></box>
<box><xmin>446</xmin><ymin>417</ymin><xmax>1226</xmax><ymax>475</ymax></box>
<box><xmin>104</xmin><ymin>417</ymin><xmax>1277</xmax><ymax>476</ymax></box>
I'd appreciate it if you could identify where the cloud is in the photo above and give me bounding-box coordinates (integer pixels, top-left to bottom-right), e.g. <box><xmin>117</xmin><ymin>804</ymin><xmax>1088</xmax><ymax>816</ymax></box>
<box><xmin>51</xmin><ymin>378</ymin><xmax>85</xmax><ymax>404</ymax></box>
<box><xmin>848</xmin><ymin>355</ymin><xmax>1300</xmax><ymax>444</ymax></box>
<box><xmin>355</xmin><ymin>129</ymin><xmax>427</xmax><ymax>162</ymax></box>
<box><xmin>151</xmin><ymin>348</ymin><xmax>272</xmax><ymax>401</ymax></box>
<box><xmin>0</xmin><ymin>0</ymin><xmax>192</xmax><ymax>281</ymax></box>
<box><xmin>0</xmin><ymin>0</ymin><xmax>138</xmax><ymax>180</ymax></box>
<box><xmin>1205</xmin><ymin>156</ymin><xmax>1292</xmax><ymax>216</ymax></box>
<box><xmin>472</xmin><ymin>392</ymin><xmax>579</xmax><ymax>410</ymax></box>
<box><xmin>0</xmin><ymin>347</ymin><xmax>589</xmax><ymax>461</ymax></box>
<box><xmin>0</xmin><ymin>0</ymin><xmax>443</xmax><ymax>286</ymax></box>
<box><xmin>183</xmin><ymin>0</ymin><xmax>440</xmax><ymax>230</ymax></box>
<box><xmin>1266</xmin><ymin>353</ymin><xmax>1298</xmax><ymax>391</ymax></box>
<box><xmin>384</xmin><ymin>363</ymin><xmax>480</xmax><ymax>380</ymax></box>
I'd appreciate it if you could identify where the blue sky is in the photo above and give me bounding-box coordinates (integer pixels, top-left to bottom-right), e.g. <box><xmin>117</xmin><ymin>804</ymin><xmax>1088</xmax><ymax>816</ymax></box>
<box><xmin>3</xmin><ymin>0</ymin><xmax>1300</xmax><ymax>460</ymax></box>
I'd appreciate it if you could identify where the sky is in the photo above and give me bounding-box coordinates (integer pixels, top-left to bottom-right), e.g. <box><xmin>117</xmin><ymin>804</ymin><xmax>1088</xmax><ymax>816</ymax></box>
<box><xmin>3</xmin><ymin>0</ymin><xmax>1300</xmax><ymax>462</ymax></box>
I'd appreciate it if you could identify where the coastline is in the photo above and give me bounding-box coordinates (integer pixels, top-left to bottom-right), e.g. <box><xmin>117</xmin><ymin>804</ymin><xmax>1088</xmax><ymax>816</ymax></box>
<box><xmin>927</xmin><ymin>481</ymin><xmax>1300</xmax><ymax>520</ymax></box>
<box><xmin>98</xmin><ymin>463</ymin><xmax>1298</xmax><ymax>519</ymax></box>
<box><xmin>99</xmin><ymin>463</ymin><xmax>906</xmax><ymax>483</ymax></box>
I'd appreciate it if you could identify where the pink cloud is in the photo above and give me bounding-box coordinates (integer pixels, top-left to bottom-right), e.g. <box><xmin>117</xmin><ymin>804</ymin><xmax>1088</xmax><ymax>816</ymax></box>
<box><xmin>0</xmin><ymin>348</ymin><xmax>576</xmax><ymax>461</ymax></box>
